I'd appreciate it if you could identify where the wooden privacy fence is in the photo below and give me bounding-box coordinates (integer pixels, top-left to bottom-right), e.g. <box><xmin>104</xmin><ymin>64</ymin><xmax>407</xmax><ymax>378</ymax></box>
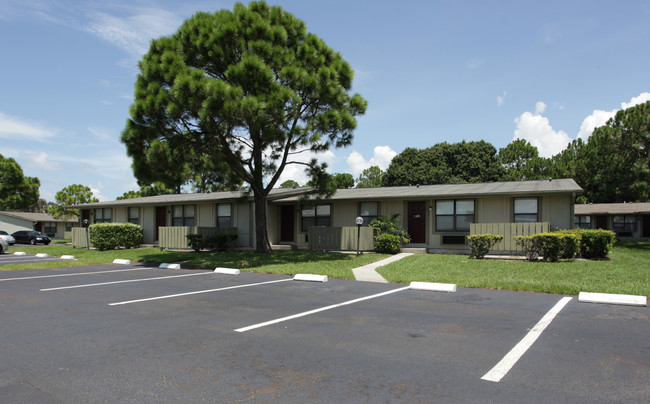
<box><xmin>470</xmin><ymin>222</ymin><xmax>550</xmax><ymax>254</ymax></box>
<box><xmin>71</xmin><ymin>227</ymin><xmax>90</xmax><ymax>248</ymax></box>
<box><xmin>308</xmin><ymin>226</ymin><xmax>375</xmax><ymax>251</ymax></box>
<box><xmin>159</xmin><ymin>226</ymin><xmax>238</xmax><ymax>249</ymax></box>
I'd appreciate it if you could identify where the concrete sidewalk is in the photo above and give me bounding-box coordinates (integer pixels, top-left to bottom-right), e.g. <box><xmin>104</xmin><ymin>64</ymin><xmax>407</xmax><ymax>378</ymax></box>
<box><xmin>351</xmin><ymin>252</ymin><xmax>413</xmax><ymax>283</ymax></box>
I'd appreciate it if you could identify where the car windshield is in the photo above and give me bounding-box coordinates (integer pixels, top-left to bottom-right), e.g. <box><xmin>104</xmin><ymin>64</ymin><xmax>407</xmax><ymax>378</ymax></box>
<box><xmin>0</xmin><ymin>231</ymin><xmax>8</xmax><ymax>235</ymax></box>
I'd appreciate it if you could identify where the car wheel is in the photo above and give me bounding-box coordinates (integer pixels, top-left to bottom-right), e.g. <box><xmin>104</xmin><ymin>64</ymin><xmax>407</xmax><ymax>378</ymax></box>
<box><xmin>30</xmin><ymin>239</ymin><xmax>36</xmax><ymax>245</ymax></box>
<box><xmin>44</xmin><ymin>242</ymin><xmax>50</xmax><ymax>245</ymax></box>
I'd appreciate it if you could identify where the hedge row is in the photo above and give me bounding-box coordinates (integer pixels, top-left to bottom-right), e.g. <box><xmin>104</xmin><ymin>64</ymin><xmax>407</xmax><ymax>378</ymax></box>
<box><xmin>186</xmin><ymin>233</ymin><xmax>238</xmax><ymax>252</ymax></box>
<box><xmin>89</xmin><ymin>223</ymin><xmax>143</xmax><ymax>251</ymax></box>
<box><xmin>515</xmin><ymin>229</ymin><xmax>615</xmax><ymax>261</ymax></box>
<box><xmin>467</xmin><ymin>234</ymin><xmax>504</xmax><ymax>259</ymax></box>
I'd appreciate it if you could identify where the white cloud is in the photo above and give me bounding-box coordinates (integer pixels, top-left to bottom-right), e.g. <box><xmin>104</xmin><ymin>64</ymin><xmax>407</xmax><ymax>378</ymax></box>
<box><xmin>513</xmin><ymin>107</ymin><xmax>571</xmax><ymax>158</ymax></box>
<box><xmin>497</xmin><ymin>91</ymin><xmax>506</xmax><ymax>107</ymax></box>
<box><xmin>23</xmin><ymin>151</ymin><xmax>66</xmax><ymax>171</ymax></box>
<box><xmin>0</xmin><ymin>112</ymin><xmax>56</xmax><ymax>141</ymax></box>
<box><xmin>577</xmin><ymin>92</ymin><xmax>650</xmax><ymax>140</ymax></box>
<box><xmin>85</xmin><ymin>8</ymin><xmax>183</xmax><ymax>59</ymax></box>
<box><xmin>346</xmin><ymin>145</ymin><xmax>397</xmax><ymax>176</ymax></box>
<box><xmin>90</xmin><ymin>183</ymin><xmax>108</xmax><ymax>202</ymax></box>
<box><xmin>465</xmin><ymin>58</ymin><xmax>486</xmax><ymax>70</ymax></box>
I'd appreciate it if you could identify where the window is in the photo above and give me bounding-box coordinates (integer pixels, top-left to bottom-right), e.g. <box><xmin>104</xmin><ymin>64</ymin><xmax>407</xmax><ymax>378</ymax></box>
<box><xmin>172</xmin><ymin>205</ymin><xmax>195</xmax><ymax>226</ymax></box>
<box><xmin>301</xmin><ymin>204</ymin><xmax>331</xmax><ymax>232</ymax></box>
<box><xmin>217</xmin><ymin>204</ymin><xmax>232</xmax><ymax>227</ymax></box>
<box><xmin>128</xmin><ymin>207</ymin><xmax>139</xmax><ymax>225</ymax></box>
<box><xmin>436</xmin><ymin>200</ymin><xmax>474</xmax><ymax>232</ymax></box>
<box><xmin>359</xmin><ymin>202</ymin><xmax>378</xmax><ymax>226</ymax></box>
<box><xmin>514</xmin><ymin>198</ymin><xmax>538</xmax><ymax>223</ymax></box>
<box><xmin>613</xmin><ymin>215</ymin><xmax>636</xmax><ymax>232</ymax></box>
<box><xmin>65</xmin><ymin>222</ymin><xmax>73</xmax><ymax>232</ymax></box>
<box><xmin>94</xmin><ymin>208</ymin><xmax>112</xmax><ymax>223</ymax></box>
<box><xmin>574</xmin><ymin>215</ymin><xmax>591</xmax><ymax>229</ymax></box>
<box><xmin>43</xmin><ymin>222</ymin><xmax>57</xmax><ymax>235</ymax></box>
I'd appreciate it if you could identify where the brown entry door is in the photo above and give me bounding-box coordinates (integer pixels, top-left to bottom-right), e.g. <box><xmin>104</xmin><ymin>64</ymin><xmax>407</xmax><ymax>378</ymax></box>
<box><xmin>156</xmin><ymin>207</ymin><xmax>167</xmax><ymax>241</ymax></box>
<box><xmin>408</xmin><ymin>202</ymin><xmax>426</xmax><ymax>243</ymax></box>
<box><xmin>280</xmin><ymin>205</ymin><xmax>295</xmax><ymax>242</ymax></box>
<box><xmin>595</xmin><ymin>216</ymin><xmax>608</xmax><ymax>230</ymax></box>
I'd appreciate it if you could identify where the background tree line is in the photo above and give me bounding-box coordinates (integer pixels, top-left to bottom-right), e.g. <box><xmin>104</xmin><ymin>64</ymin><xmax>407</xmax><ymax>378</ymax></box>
<box><xmin>283</xmin><ymin>101</ymin><xmax>649</xmax><ymax>203</ymax></box>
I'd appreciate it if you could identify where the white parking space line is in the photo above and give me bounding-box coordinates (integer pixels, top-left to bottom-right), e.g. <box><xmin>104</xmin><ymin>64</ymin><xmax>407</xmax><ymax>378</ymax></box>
<box><xmin>481</xmin><ymin>296</ymin><xmax>572</xmax><ymax>383</ymax></box>
<box><xmin>0</xmin><ymin>257</ymin><xmax>64</xmax><ymax>264</ymax></box>
<box><xmin>108</xmin><ymin>278</ymin><xmax>293</xmax><ymax>306</ymax></box>
<box><xmin>235</xmin><ymin>286</ymin><xmax>411</xmax><ymax>333</ymax></box>
<box><xmin>41</xmin><ymin>272</ymin><xmax>213</xmax><ymax>291</ymax></box>
<box><xmin>0</xmin><ymin>267</ymin><xmax>147</xmax><ymax>282</ymax></box>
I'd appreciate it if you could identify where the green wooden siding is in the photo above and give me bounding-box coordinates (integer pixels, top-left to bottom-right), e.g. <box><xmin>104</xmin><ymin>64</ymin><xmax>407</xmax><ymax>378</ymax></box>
<box><xmin>159</xmin><ymin>226</ymin><xmax>237</xmax><ymax>249</ymax></box>
<box><xmin>308</xmin><ymin>226</ymin><xmax>375</xmax><ymax>251</ymax></box>
<box><xmin>470</xmin><ymin>222</ymin><xmax>550</xmax><ymax>253</ymax></box>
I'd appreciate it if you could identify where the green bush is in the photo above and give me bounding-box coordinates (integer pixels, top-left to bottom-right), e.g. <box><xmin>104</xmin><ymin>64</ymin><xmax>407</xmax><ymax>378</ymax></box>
<box><xmin>186</xmin><ymin>234</ymin><xmax>204</xmax><ymax>252</ymax></box>
<box><xmin>205</xmin><ymin>234</ymin><xmax>238</xmax><ymax>251</ymax></box>
<box><xmin>375</xmin><ymin>233</ymin><xmax>402</xmax><ymax>254</ymax></box>
<box><xmin>467</xmin><ymin>234</ymin><xmax>503</xmax><ymax>259</ymax></box>
<box><xmin>554</xmin><ymin>230</ymin><xmax>580</xmax><ymax>259</ymax></box>
<box><xmin>369</xmin><ymin>215</ymin><xmax>411</xmax><ymax>243</ymax></box>
<box><xmin>514</xmin><ymin>236</ymin><xmax>540</xmax><ymax>261</ymax></box>
<box><xmin>578</xmin><ymin>229</ymin><xmax>616</xmax><ymax>259</ymax></box>
<box><xmin>186</xmin><ymin>233</ymin><xmax>238</xmax><ymax>252</ymax></box>
<box><xmin>89</xmin><ymin>223</ymin><xmax>143</xmax><ymax>251</ymax></box>
<box><xmin>530</xmin><ymin>232</ymin><xmax>565</xmax><ymax>262</ymax></box>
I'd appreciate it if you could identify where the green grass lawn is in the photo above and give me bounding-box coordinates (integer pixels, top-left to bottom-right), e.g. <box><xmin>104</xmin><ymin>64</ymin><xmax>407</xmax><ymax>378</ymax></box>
<box><xmin>3</xmin><ymin>242</ymin><xmax>648</xmax><ymax>297</ymax></box>
<box><xmin>377</xmin><ymin>241</ymin><xmax>649</xmax><ymax>297</ymax></box>
<box><xmin>1</xmin><ymin>246</ymin><xmax>390</xmax><ymax>280</ymax></box>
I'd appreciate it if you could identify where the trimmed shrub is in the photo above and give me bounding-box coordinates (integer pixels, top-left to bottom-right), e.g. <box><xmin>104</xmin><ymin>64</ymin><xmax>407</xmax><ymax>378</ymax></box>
<box><xmin>375</xmin><ymin>233</ymin><xmax>402</xmax><ymax>254</ymax></box>
<box><xmin>205</xmin><ymin>234</ymin><xmax>238</xmax><ymax>251</ymax></box>
<box><xmin>89</xmin><ymin>223</ymin><xmax>143</xmax><ymax>251</ymax></box>
<box><xmin>467</xmin><ymin>234</ymin><xmax>503</xmax><ymax>259</ymax></box>
<box><xmin>514</xmin><ymin>236</ymin><xmax>540</xmax><ymax>261</ymax></box>
<box><xmin>186</xmin><ymin>233</ymin><xmax>238</xmax><ymax>252</ymax></box>
<box><xmin>578</xmin><ymin>229</ymin><xmax>616</xmax><ymax>259</ymax></box>
<box><xmin>554</xmin><ymin>230</ymin><xmax>580</xmax><ymax>259</ymax></box>
<box><xmin>186</xmin><ymin>234</ymin><xmax>204</xmax><ymax>252</ymax></box>
<box><xmin>530</xmin><ymin>232</ymin><xmax>565</xmax><ymax>262</ymax></box>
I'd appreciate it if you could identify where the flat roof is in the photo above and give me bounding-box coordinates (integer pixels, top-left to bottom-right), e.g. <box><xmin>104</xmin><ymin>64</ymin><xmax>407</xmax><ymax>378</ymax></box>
<box><xmin>75</xmin><ymin>179</ymin><xmax>582</xmax><ymax>208</ymax></box>
<box><xmin>74</xmin><ymin>187</ymin><xmax>313</xmax><ymax>208</ymax></box>
<box><xmin>274</xmin><ymin>178</ymin><xmax>582</xmax><ymax>202</ymax></box>
<box><xmin>0</xmin><ymin>211</ymin><xmax>77</xmax><ymax>223</ymax></box>
<box><xmin>574</xmin><ymin>202</ymin><xmax>650</xmax><ymax>215</ymax></box>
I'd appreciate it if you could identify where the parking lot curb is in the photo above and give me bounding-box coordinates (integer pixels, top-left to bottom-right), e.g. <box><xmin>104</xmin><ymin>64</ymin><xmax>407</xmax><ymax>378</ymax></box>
<box><xmin>410</xmin><ymin>281</ymin><xmax>457</xmax><ymax>293</ymax></box>
<box><xmin>294</xmin><ymin>274</ymin><xmax>328</xmax><ymax>283</ymax></box>
<box><xmin>578</xmin><ymin>292</ymin><xmax>647</xmax><ymax>307</ymax></box>
<box><xmin>36</xmin><ymin>253</ymin><xmax>48</xmax><ymax>258</ymax></box>
<box><xmin>159</xmin><ymin>263</ymin><xmax>181</xmax><ymax>270</ymax></box>
<box><xmin>113</xmin><ymin>259</ymin><xmax>131</xmax><ymax>265</ymax></box>
<box><xmin>214</xmin><ymin>267</ymin><xmax>240</xmax><ymax>275</ymax></box>
<box><xmin>60</xmin><ymin>255</ymin><xmax>75</xmax><ymax>260</ymax></box>
<box><xmin>13</xmin><ymin>252</ymin><xmax>27</xmax><ymax>256</ymax></box>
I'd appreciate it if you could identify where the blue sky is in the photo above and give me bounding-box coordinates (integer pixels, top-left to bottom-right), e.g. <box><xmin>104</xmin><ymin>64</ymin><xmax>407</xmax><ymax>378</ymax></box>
<box><xmin>1</xmin><ymin>0</ymin><xmax>649</xmax><ymax>202</ymax></box>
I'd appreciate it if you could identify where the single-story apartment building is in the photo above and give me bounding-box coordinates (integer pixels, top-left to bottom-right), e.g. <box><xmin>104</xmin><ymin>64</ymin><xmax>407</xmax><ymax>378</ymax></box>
<box><xmin>574</xmin><ymin>202</ymin><xmax>650</xmax><ymax>240</ymax></box>
<box><xmin>0</xmin><ymin>211</ymin><xmax>78</xmax><ymax>239</ymax></box>
<box><xmin>75</xmin><ymin>178</ymin><xmax>582</xmax><ymax>253</ymax></box>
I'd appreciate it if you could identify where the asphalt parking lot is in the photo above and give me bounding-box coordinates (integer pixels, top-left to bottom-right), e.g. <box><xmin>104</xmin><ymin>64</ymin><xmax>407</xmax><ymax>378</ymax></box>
<box><xmin>0</xmin><ymin>263</ymin><xmax>648</xmax><ymax>403</ymax></box>
<box><xmin>0</xmin><ymin>251</ymin><xmax>71</xmax><ymax>266</ymax></box>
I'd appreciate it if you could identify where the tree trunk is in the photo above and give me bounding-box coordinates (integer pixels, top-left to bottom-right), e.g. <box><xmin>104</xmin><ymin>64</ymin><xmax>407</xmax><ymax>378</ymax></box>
<box><xmin>253</xmin><ymin>191</ymin><xmax>272</xmax><ymax>254</ymax></box>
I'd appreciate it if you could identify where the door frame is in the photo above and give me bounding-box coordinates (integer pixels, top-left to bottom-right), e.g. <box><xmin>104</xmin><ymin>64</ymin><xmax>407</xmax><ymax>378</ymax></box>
<box><xmin>407</xmin><ymin>201</ymin><xmax>427</xmax><ymax>244</ymax></box>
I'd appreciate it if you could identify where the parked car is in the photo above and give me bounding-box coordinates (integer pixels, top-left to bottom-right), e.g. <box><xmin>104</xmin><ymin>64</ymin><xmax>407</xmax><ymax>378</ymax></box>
<box><xmin>0</xmin><ymin>238</ymin><xmax>8</xmax><ymax>253</ymax></box>
<box><xmin>11</xmin><ymin>230</ymin><xmax>51</xmax><ymax>245</ymax></box>
<box><xmin>0</xmin><ymin>230</ymin><xmax>15</xmax><ymax>245</ymax></box>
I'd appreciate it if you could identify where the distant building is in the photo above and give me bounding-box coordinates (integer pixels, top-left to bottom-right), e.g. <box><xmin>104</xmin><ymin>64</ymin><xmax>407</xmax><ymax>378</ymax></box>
<box><xmin>574</xmin><ymin>202</ymin><xmax>650</xmax><ymax>240</ymax></box>
<box><xmin>0</xmin><ymin>211</ymin><xmax>78</xmax><ymax>239</ymax></box>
